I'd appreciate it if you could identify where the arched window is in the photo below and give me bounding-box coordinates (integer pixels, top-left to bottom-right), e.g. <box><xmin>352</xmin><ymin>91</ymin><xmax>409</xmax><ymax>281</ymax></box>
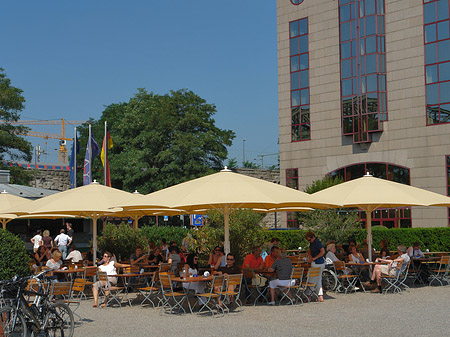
<box><xmin>328</xmin><ymin>162</ymin><xmax>411</xmax><ymax>228</ymax></box>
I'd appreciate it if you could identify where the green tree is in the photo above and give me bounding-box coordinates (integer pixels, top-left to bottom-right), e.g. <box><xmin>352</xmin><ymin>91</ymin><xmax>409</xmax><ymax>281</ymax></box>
<box><xmin>297</xmin><ymin>175</ymin><xmax>361</xmax><ymax>244</ymax></box>
<box><xmin>0</xmin><ymin>68</ymin><xmax>33</xmax><ymax>182</ymax></box>
<box><xmin>243</xmin><ymin>160</ymin><xmax>259</xmax><ymax>169</ymax></box>
<box><xmin>76</xmin><ymin>89</ymin><xmax>235</xmax><ymax>192</ymax></box>
<box><xmin>226</xmin><ymin>158</ymin><xmax>238</xmax><ymax>169</ymax></box>
<box><xmin>190</xmin><ymin>209</ymin><xmax>266</xmax><ymax>265</ymax></box>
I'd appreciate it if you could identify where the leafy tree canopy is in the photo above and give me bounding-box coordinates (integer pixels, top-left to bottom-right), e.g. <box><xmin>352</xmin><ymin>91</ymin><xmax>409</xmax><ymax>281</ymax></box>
<box><xmin>77</xmin><ymin>89</ymin><xmax>235</xmax><ymax>192</ymax></box>
<box><xmin>0</xmin><ymin>68</ymin><xmax>32</xmax><ymax>163</ymax></box>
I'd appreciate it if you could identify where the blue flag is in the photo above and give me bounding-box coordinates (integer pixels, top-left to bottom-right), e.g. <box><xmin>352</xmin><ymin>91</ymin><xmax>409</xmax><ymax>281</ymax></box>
<box><xmin>83</xmin><ymin>134</ymin><xmax>100</xmax><ymax>185</ymax></box>
<box><xmin>69</xmin><ymin>134</ymin><xmax>80</xmax><ymax>189</ymax></box>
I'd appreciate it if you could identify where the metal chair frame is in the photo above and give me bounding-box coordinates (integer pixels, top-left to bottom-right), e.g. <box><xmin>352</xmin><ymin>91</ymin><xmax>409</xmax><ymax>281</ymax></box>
<box><xmin>97</xmin><ymin>271</ymin><xmax>125</xmax><ymax>308</ymax></box>
<box><xmin>159</xmin><ymin>273</ymin><xmax>189</xmax><ymax>315</ymax></box>
<box><xmin>196</xmin><ymin>275</ymin><xmax>225</xmax><ymax>316</ymax></box>
<box><xmin>429</xmin><ymin>256</ymin><xmax>450</xmax><ymax>286</ymax></box>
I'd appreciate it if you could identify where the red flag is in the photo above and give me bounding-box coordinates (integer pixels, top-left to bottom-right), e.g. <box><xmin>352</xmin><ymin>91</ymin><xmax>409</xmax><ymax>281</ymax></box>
<box><xmin>101</xmin><ymin>131</ymin><xmax>113</xmax><ymax>186</ymax></box>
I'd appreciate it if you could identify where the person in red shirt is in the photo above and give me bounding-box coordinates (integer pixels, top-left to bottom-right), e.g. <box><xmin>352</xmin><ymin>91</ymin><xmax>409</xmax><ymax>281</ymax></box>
<box><xmin>243</xmin><ymin>246</ymin><xmax>263</xmax><ymax>269</ymax></box>
<box><xmin>264</xmin><ymin>246</ymin><xmax>280</xmax><ymax>269</ymax></box>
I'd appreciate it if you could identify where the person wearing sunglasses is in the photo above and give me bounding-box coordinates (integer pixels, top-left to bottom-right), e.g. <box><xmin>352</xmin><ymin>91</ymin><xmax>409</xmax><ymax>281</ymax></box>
<box><xmin>216</xmin><ymin>253</ymin><xmax>240</xmax><ymax>275</ymax></box>
<box><xmin>92</xmin><ymin>251</ymin><xmax>130</xmax><ymax>308</ymax></box>
<box><xmin>182</xmin><ymin>254</ymin><xmax>205</xmax><ymax>294</ymax></box>
<box><xmin>306</xmin><ymin>231</ymin><xmax>325</xmax><ymax>302</ymax></box>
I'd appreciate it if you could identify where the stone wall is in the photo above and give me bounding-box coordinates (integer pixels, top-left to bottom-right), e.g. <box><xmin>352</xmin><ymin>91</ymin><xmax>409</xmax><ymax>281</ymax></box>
<box><xmin>27</xmin><ymin>169</ymin><xmax>70</xmax><ymax>191</ymax></box>
<box><xmin>234</xmin><ymin>168</ymin><xmax>282</xmax><ymax>229</ymax></box>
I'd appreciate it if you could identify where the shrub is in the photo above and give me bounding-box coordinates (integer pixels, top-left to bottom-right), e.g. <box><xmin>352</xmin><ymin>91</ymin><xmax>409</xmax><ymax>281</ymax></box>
<box><xmin>97</xmin><ymin>222</ymin><xmax>147</xmax><ymax>260</ymax></box>
<box><xmin>0</xmin><ymin>229</ymin><xmax>30</xmax><ymax>280</ymax></box>
<box><xmin>140</xmin><ymin>225</ymin><xmax>189</xmax><ymax>247</ymax></box>
<box><xmin>190</xmin><ymin>209</ymin><xmax>266</xmax><ymax>265</ymax></box>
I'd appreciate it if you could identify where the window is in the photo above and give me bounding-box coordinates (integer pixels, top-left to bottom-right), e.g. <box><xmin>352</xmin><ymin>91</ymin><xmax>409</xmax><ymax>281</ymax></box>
<box><xmin>424</xmin><ymin>0</ymin><xmax>450</xmax><ymax>125</ymax></box>
<box><xmin>329</xmin><ymin>162</ymin><xmax>412</xmax><ymax>227</ymax></box>
<box><xmin>286</xmin><ymin>168</ymin><xmax>300</xmax><ymax>228</ymax></box>
<box><xmin>290</xmin><ymin>18</ymin><xmax>310</xmax><ymax>141</ymax></box>
<box><xmin>290</xmin><ymin>0</ymin><xmax>304</xmax><ymax>4</ymax></box>
<box><xmin>339</xmin><ymin>0</ymin><xmax>387</xmax><ymax>143</ymax></box>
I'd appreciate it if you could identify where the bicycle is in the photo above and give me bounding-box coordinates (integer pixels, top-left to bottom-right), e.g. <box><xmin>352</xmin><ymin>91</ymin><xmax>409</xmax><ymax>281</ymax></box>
<box><xmin>322</xmin><ymin>266</ymin><xmax>338</xmax><ymax>292</ymax></box>
<box><xmin>0</xmin><ymin>270</ymin><xmax>74</xmax><ymax>337</ymax></box>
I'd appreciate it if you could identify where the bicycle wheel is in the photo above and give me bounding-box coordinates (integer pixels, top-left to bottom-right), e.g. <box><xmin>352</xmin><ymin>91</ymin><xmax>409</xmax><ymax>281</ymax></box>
<box><xmin>322</xmin><ymin>269</ymin><xmax>337</xmax><ymax>292</ymax></box>
<box><xmin>44</xmin><ymin>303</ymin><xmax>74</xmax><ymax>337</ymax></box>
<box><xmin>0</xmin><ymin>306</ymin><xmax>27</xmax><ymax>337</ymax></box>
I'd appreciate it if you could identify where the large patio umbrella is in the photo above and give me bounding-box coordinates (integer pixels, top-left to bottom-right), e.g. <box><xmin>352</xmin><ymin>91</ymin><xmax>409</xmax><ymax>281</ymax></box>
<box><xmin>6</xmin><ymin>181</ymin><xmax>136</xmax><ymax>263</ymax></box>
<box><xmin>0</xmin><ymin>191</ymin><xmax>31</xmax><ymax>229</ymax></box>
<box><xmin>120</xmin><ymin>168</ymin><xmax>335</xmax><ymax>254</ymax></box>
<box><xmin>310</xmin><ymin>173</ymin><xmax>450</xmax><ymax>261</ymax></box>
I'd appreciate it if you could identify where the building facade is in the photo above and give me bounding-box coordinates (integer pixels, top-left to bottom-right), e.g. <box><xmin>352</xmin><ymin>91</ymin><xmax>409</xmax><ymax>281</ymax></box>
<box><xmin>277</xmin><ymin>0</ymin><xmax>450</xmax><ymax>228</ymax></box>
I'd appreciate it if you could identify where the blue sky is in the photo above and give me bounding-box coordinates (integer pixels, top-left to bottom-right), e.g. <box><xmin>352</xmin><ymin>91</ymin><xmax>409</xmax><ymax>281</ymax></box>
<box><xmin>0</xmin><ymin>1</ymin><xmax>279</xmax><ymax>167</ymax></box>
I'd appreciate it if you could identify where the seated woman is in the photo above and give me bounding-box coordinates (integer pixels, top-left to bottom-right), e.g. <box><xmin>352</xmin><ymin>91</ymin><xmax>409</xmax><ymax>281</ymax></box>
<box><xmin>182</xmin><ymin>254</ymin><xmax>205</xmax><ymax>294</ymax></box>
<box><xmin>325</xmin><ymin>243</ymin><xmax>339</xmax><ymax>266</ymax></box>
<box><xmin>208</xmin><ymin>246</ymin><xmax>226</xmax><ymax>270</ymax></box>
<box><xmin>46</xmin><ymin>249</ymin><xmax>64</xmax><ymax>281</ymax></box>
<box><xmin>34</xmin><ymin>246</ymin><xmax>49</xmax><ymax>266</ymax></box>
<box><xmin>92</xmin><ymin>251</ymin><xmax>130</xmax><ymax>308</ymax></box>
<box><xmin>379</xmin><ymin>239</ymin><xmax>390</xmax><ymax>259</ymax></box>
<box><xmin>348</xmin><ymin>245</ymin><xmax>370</xmax><ymax>281</ymax></box>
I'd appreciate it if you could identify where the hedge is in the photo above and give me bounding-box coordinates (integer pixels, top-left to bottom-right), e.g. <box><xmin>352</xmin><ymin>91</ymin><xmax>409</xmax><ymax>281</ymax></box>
<box><xmin>0</xmin><ymin>229</ymin><xmax>30</xmax><ymax>280</ymax></box>
<box><xmin>140</xmin><ymin>225</ymin><xmax>189</xmax><ymax>248</ymax></box>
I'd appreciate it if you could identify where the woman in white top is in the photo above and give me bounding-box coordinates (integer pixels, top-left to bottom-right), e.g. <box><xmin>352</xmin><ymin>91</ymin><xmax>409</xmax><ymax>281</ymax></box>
<box><xmin>182</xmin><ymin>254</ymin><xmax>205</xmax><ymax>294</ymax></box>
<box><xmin>92</xmin><ymin>251</ymin><xmax>130</xmax><ymax>308</ymax></box>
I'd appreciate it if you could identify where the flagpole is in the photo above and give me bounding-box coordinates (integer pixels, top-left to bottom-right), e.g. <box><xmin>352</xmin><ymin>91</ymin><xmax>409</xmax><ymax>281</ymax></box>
<box><xmin>88</xmin><ymin>124</ymin><xmax>92</xmax><ymax>184</ymax></box>
<box><xmin>104</xmin><ymin>121</ymin><xmax>107</xmax><ymax>186</ymax></box>
<box><xmin>74</xmin><ymin>126</ymin><xmax>77</xmax><ymax>188</ymax></box>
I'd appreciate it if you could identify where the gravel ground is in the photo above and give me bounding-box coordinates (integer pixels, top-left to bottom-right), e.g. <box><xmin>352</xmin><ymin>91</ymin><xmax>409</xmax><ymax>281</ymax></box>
<box><xmin>74</xmin><ymin>286</ymin><xmax>449</xmax><ymax>337</ymax></box>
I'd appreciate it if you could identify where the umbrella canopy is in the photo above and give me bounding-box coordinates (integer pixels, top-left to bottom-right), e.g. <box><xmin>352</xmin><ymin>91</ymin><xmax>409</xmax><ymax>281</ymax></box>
<box><xmin>310</xmin><ymin>173</ymin><xmax>450</xmax><ymax>260</ymax></box>
<box><xmin>7</xmin><ymin>181</ymin><xmax>136</xmax><ymax>263</ymax></box>
<box><xmin>0</xmin><ymin>191</ymin><xmax>32</xmax><ymax>229</ymax></box>
<box><xmin>121</xmin><ymin>168</ymin><xmax>335</xmax><ymax>254</ymax></box>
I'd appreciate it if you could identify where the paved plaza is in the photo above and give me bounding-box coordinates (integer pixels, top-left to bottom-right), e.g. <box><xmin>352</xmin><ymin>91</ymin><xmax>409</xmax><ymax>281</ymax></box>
<box><xmin>74</xmin><ymin>286</ymin><xmax>449</xmax><ymax>337</ymax></box>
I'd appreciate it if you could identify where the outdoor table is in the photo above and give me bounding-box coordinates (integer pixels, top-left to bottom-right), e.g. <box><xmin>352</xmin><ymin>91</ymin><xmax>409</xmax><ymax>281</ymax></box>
<box><xmin>53</xmin><ymin>268</ymin><xmax>85</xmax><ymax>281</ymax></box>
<box><xmin>115</xmin><ymin>272</ymin><xmax>155</xmax><ymax>306</ymax></box>
<box><xmin>171</xmin><ymin>275</ymin><xmax>214</xmax><ymax>313</ymax></box>
<box><xmin>423</xmin><ymin>252</ymin><xmax>450</xmax><ymax>256</ymax></box>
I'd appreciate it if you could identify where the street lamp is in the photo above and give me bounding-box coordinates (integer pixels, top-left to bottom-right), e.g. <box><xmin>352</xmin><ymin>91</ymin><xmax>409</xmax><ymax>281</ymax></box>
<box><xmin>242</xmin><ymin>139</ymin><xmax>246</xmax><ymax>166</ymax></box>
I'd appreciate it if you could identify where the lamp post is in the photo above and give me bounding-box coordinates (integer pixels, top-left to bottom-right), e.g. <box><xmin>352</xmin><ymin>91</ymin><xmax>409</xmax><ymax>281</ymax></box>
<box><xmin>242</xmin><ymin>139</ymin><xmax>246</xmax><ymax>166</ymax></box>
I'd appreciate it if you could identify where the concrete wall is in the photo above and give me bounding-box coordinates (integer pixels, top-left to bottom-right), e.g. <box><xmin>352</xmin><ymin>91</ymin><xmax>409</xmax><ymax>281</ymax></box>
<box><xmin>277</xmin><ymin>0</ymin><xmax>450</xmax><ymax>228</ymax></box>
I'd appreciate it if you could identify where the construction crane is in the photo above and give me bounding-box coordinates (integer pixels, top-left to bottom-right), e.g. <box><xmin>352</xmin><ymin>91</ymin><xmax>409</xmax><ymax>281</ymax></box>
<box><xmin>0</xmin><ymin>118</ymin><xmax>86</xmax><ymax>164</ymax></box>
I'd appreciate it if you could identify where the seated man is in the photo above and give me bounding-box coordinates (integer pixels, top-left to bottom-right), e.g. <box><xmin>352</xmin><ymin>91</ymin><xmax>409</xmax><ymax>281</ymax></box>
<box><xmin>216</xmin><ymin>253</ymin><xmax>241</xmax><ymax>275</ymax></box>
<box><xmin>148</xmin><ymin>248</ymin><xmax>164</xmax><ymax>265</ymax></box>
<box><xmin>130</xmin><ymin>245</ymin><xmax>148</xmax><ymax>265</ymax></box>
<box><xmin>366</xmin><ymin>245</ymin><xmax>410</xmax><ymax>293</ymax></box>
<box><xmin>264</xmin><ymin>246</ymin><xmax>280</xmax><ymax>269</ymax></box>
<box><xmin>66</xmin><ymin>245</ymin><xmax>83</xmax><ymax>263</ymax></box>
<box><xmin>407</xmin><ymin>242</ymin><xmax>424</xmax><ymax>258</ymax></box>
<box><xmin>267</xmin><ymin>248</ymin><xmax>293</xmax><ymax>305</ymax></box>
<box><xmin>243</xmin><ymin>246</ymin><xmax>263</xmax><ymax>270</ymax></box>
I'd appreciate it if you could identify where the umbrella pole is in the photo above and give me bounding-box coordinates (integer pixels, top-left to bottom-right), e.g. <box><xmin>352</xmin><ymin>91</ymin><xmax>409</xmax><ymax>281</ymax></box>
<box><xmin>367</xmin><ymin>209</ymin><xmax>372</xmax><ymax>262</ymax></box>
<box><xmin>93</xmin><ymin>216</ymin><xmax>98</xmax><ymax>265</ymax></box>
<box><xmin>224</xmin><ymin>206</ymin><xmax>230</xmax><ymax>255</ymax></box>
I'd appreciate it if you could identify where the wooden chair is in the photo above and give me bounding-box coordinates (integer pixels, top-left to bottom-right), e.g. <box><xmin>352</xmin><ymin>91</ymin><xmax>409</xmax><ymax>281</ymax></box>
<box><xmin>97</xmin><ymin>271</ymin><xmax>125</xmax><ymax>308</ymax></box>
<box><xmin>333</xmin><ymin>261</ymin><xmax>359</xmax><ymax>294</ymax></box>
<box><xmin>278</xmin><ymin>267</ymin><xmax>304</xmax><ymax>305</ymax></box>
<box><xmin>301</xmin><ymin>267</ymin><xmax>321</xmax><ymax>302</ymax></box>
<box><xmin>243</xmin><ymin>269</ymin><xmax>268</xmax><ymax>305</ymax></box>
<box><xmin>138</xmin><ymin>272</ymin><xmax>160</xmax><ymax>308</ymax></box>
<box><xmin>159</xmin><ymin>273</ymin><xmax>189</xmax><ymax>314</ymax></box>
<box><xmin>196</xmin><ymin>275</ymin><xmax>225</xmax><ymax>316</ymax></box>
<box><xmin>159</xmin><ymin>263</ymin><xmax>171</xmax><ymax>273</ymax></box>
<box><xmin>68</xmin><ymin>279</ymin><xmax>87</xmax><ymax>320</ymax></box>
<box><xmin>219</xmin><ymin>273</ymin><xmax>243</xmax><ymax>312</ymax></box>
<box><xmin>429</xmin><ymin>256</ymin><xmax>450</xmax><ymax>286</ymax></box>
<box><xmin>381</xmin><ymin>261</ymin><xmax>409</xmax><ymax>293</ymax></box>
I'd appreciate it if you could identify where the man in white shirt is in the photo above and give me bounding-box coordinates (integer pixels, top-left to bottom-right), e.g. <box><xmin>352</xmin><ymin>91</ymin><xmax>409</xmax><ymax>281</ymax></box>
<box><xmin>66</xmin><ymin>245</ymin><xmax>83</xmax><ymax>263</ymax></box>
<box><xmin>30</xmin><ymin>230</ymin><xmax>43</xmax><ymax>253</ymax></box>
<box><xmin>54</xmin><ymin>229</ymin><xmax>71</xmax><ymax>259</ymax></box>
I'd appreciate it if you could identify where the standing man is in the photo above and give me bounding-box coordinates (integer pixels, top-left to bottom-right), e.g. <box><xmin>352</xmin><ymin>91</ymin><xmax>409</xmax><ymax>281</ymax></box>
<box><xmin>54</xmin><ymin>229</ymin><xmax>71</xmax><ymax>260</ymax></box>
<box><xmin>306</xmin><ymin>231</ymin><xmax>325</xmax><ymax>302</ymax></box>
<box><xmin>30</xmin><ymin>229</ymin><xmax>43</xmax><ymax>253</ymax></box>
<box><xmin>66</xmin><ymin>222</ymin><xmax>74</xmax><ymax>246</ymax></box>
